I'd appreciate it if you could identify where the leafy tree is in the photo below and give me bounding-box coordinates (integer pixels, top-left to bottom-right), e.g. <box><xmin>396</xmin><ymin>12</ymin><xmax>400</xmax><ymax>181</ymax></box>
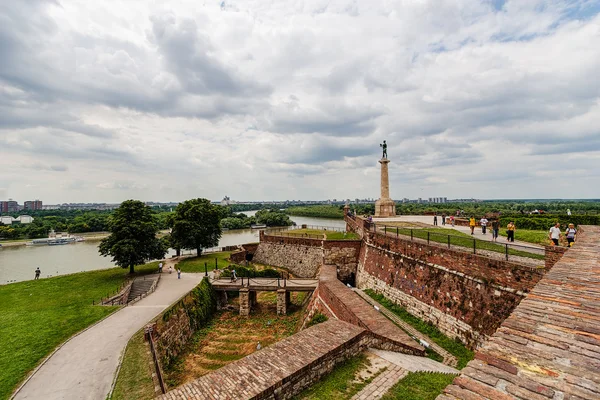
<box><xmin>255</xmin><ymin>209</ymin><xmax>293</xmax><ymax>226</ymax></box>
<box><xmin>98</xmin><ymin>200</ymin><xmax>167</xmax><ymax>274</ymax></box>
<box><xmin>171</xmin><ymin>198</ymin><xmax>223</xmax><ymax>256</ymax></box>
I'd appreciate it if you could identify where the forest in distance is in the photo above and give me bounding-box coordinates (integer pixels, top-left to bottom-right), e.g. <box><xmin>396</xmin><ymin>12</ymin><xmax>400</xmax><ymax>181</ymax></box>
<box><xmin>1</xmin><ymin>199</ymin><xmax>599</xmax><ymax>240</ymax></box>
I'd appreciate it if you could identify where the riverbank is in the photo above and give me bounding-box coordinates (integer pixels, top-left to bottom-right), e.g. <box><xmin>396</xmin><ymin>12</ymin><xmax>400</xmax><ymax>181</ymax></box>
<box><xmin>0</xmin><ymin>261</ymin><xmax>161</xmax><ymax>399</ymax></box>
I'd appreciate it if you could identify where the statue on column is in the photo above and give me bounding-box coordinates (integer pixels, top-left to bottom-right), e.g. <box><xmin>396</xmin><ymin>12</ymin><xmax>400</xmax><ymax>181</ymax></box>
<box><xmin>380</xmin><ymin>140</ymin><xmax>388</xmax><ymax>159</ymax></box>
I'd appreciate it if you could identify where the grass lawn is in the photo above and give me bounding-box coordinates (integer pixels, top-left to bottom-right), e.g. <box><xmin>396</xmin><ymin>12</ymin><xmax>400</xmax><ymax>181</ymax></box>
<box><xmin>0</xmin><ymin>261</ymin><xmax>159</xmax><ymax>400</ymax></box>
<box><xmin>380</xmin><ymin>372</ymin><xmax>457</xmax><ymax>400</ymax></box>
<box><xmin>384</xmin><ymin>227</ymin><xmax>543</xmax><ymax>260</ymax></box>
<box><xmin>111</xmin><ymin>329</ymin><xmax>155</xmax><ymax>400</ymax></box>
<box><xmin>498</xmin><ymin>229</ymin><xmax>550</xmax><ymax>245</ymax></box>
<box><xmin>364</xmin><ymin>290</ymin><xmax>474</xmax><ymax>369</ymax></box>
<box><xmin>272</xmin><ymin>229</ymin><xmax>359</xmax><ymax>240</ymax></box>
<box><xmin>177</xmin><ymin>252</ymin><xmax>233</xmax><ymax>273</ymax></box>
<box><xmin>163</xmin><ymin>291</ymin><xmax>305</xmax><ymax>388</ymax></box>
<box><xmin>293</xmin><ymin>353</ymin><xmax>383</xmax><ymax>400</ymax></box>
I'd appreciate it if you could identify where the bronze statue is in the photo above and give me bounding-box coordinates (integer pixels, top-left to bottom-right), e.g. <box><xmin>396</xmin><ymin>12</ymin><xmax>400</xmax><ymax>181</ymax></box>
<box><xmin>380</xmin><ymin>140</ymin><xmax>387</xmax><ymax>158</ymax></box>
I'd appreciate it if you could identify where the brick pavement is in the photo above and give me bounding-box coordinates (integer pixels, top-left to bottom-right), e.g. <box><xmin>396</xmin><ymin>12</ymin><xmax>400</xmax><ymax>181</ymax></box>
<box><xmin>353</xmin><ymin>288</ymin><xmax>458</xmax><ymax>367</ymax></box>
<box><xmin>158</xmin><ymin>320</ymin><xmax>368</xmax><ymax>400</ymax></box>
<box><xmin>438</xmin><ymin>225</ymin><xmax>600</xmax><ymax>400</ymax></box>
<box><xmin>351</xmin><ymin>364</ymin><xmax>407</xmax><ymax>400</ymax></box>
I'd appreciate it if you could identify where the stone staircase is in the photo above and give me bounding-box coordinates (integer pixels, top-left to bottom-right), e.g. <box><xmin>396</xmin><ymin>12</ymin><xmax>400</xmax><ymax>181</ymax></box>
<box><xmin>353</xmin><ymin>289</ymin><xmax>458</xmax><ymax>368</ymax></box>
<box><xmin>127</xmin><ymin>275</ymin><xmax>160</xmax><ymax>304</ymax></box>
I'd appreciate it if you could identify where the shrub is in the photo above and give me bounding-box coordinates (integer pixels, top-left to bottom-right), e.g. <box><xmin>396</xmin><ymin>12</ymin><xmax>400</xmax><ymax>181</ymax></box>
<box><xmin>307</xmin><ymin>312</ymin><xmax>328</xmax><ymax>327</ymax></box>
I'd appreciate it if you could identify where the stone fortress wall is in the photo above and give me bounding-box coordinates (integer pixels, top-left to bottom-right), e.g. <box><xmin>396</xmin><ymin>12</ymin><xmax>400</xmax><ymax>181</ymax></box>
<box><xmin>345</xmin><ymin>215</ymin><xmax>548</xmax><ymax>348</ymax></box>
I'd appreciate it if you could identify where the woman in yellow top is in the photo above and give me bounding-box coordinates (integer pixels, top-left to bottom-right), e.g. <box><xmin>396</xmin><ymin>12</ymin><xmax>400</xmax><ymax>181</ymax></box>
<box><xmin>469</xmin><ymin>216</ymin><xmax>476</xmax><ymax>235</ymax></box>
<box><xmin>506</xmin><ymin>221</ymin><xmax>516</xmax><ymax>242</ymax></box>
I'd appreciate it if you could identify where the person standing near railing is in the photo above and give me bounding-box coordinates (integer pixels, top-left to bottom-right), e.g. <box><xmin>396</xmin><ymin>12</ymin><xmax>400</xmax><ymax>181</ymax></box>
<box><xmin>506</xmin><ymin>221</ymin><xmax>516</xmax><ymax>242</ymax></box>
<box><xmin>491</xmin><ymin>219</ymin><xmax>499</xmax><ymax>242</ymax></box>
<box><xmin>549</xmin><ymin>222</ymin><xmax>561</xmax><ymax>246</ymax></box>
<box><xmin>469</xmin><ymin>216</ymin><xmax>476</xmax><ymax>235</ymax></box>
<box><xmin>565</xmin><ymin>223</ymin><xmax>577</xmax><ymax>247</ymax></box>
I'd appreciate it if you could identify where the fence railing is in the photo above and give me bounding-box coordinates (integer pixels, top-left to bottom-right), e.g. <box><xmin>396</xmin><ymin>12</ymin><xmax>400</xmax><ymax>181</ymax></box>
<box><xmin>370</xmin><ymin>224</ymin><xmax>550</xmax><ymax>262</ymax></box>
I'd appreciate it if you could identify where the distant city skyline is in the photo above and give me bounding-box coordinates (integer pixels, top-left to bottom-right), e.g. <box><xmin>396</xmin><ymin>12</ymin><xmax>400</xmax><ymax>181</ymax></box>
<box><xmin>1</xmin><ymin>2</ymin><xmax>599</xmax><ymax>203</ymax></box>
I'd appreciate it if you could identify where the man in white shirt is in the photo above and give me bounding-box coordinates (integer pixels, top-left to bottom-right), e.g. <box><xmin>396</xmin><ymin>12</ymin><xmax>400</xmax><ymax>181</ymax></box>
<box><xmin>549</xmin><ymin>223</ymin><xmax>561</xmax><ymax>246</ymax></box>
<box><xmin>480</xmin><ymin>217</ymin><xmax>488</xmax><ymax>234</ymax></box>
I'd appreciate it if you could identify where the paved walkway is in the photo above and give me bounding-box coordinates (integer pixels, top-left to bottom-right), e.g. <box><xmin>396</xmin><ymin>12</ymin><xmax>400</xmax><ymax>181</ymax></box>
<box><xmin>351</xmin><ymin>364</ymin><xmax>407</xmax><ymax>400</ymax></box>
<box><xmin>13</xmin><ymin>258</ymin><xmax>203</xmax><ymax>400</ymax></box>
<box><xmin>374</xmin><ymin>215</ymin><xmax>542</xmax><ymax>249</ymax></box>
<box><xmin>353</xmin><ymin>289</ymin><xmax>458</xmax><ymax>367</ymax></box>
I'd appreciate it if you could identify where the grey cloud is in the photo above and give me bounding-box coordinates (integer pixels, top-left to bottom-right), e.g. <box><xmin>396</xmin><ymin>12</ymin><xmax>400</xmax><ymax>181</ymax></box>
<box><xmin>26</xmin><ymin>163</ymin><xmax>69</xmax><ymax>172</ymax></box>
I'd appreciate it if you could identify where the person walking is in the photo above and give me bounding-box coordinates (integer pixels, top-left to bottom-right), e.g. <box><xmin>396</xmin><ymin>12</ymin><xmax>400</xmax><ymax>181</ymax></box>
<box><xmin>506</xmin><ymin>221</ymin><xmax>516</xmax><ymax>242</ymax></box>
<box><xmin>450</xmin><ymin>215</ymin><xmax>455</xmax><ymax>227</ymax></box>
<box><xmin>177</xmin><ymin>268</ymin><xmax>181</xmax><ymax>279</ymax></box>
<box><xmin>158</xmin><ymin>262</ymin><xmax>163</xmax><ymax>273</ymax></box>
<box><xmin>480</xmin><ymin>217</ymin><xmax>488</xmax><ymax>235</ymax></box>
<box><xmin>169</xmin><ymin>266</ymin><xmax>173</xmax><ymax>274</ymax></box>
<box><xmin>469</xmin><ymin>216</ymin><xmax>476</xmax><ymax>235</ymax></box>
<box><xmin>549</xmin><ymin>222</ymin><xmax>561</xmax><ymax>246</ymax></box>
<box><xmin>491</xmin><ymin>219</ymin><xmax>499</xmax><ymax>242</ymax></box>
<box><xmin>433</xmin><ymin>214</ymin><xmax>438</xmax><ymax>226</ymax></box>
<box><xmin>565</xmin><ymin>223</ymin><xmax>577</xmax><ymax>247</ymax></box>
<box><xmin>441</xmin><ymin>213</ymin><xmax>446</xmax><ymax>226</ymax></box>
<box><xmin>34</xmin><ymin>267</ymin><xmax>41</xmax><ymax>280</ymax></box>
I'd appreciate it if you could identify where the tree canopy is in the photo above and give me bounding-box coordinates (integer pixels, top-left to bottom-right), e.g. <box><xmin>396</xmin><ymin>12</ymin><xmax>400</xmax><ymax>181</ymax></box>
<box><xmin>98</xmin><ymin>200</ymin><xmax>167</xmax><ymax>273</ymax></box>
<box><xmin>170</xmin><ymin>198</ymin><xmax>223</xmax><ymax>256</ymax></box>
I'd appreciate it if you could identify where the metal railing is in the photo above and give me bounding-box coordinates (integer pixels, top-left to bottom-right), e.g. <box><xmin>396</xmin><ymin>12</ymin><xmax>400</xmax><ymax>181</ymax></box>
<box><xmin>370</xmin><ymin>224</ymin><xmax>550</xmax><ymax>262</ymax></box>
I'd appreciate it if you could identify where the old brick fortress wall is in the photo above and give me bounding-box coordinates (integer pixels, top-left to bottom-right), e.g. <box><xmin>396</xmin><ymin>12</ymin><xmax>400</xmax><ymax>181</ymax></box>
<box><xmin>252</xmin><ymin>231</ymin><xmax>361</xmax><ymax>280</ymax></box>
<box><xmin>349</xmin><ymin>217</ymin><xmax>545</xmax><ymax>348</ymax></box>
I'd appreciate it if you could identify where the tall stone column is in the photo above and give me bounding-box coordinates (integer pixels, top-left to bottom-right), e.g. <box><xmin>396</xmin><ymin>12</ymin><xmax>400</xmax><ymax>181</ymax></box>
<box><xmin>375</xmin><ymin>158</ymin><xmax>396</xmax><ymax>217</ymax></box>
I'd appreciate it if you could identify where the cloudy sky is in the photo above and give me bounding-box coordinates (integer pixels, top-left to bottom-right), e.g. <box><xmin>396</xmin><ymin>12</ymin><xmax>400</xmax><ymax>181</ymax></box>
<box><xmin>1</xmin><ymin>0</ymin><xmax>599</xmax><ymax>204</ymax></box>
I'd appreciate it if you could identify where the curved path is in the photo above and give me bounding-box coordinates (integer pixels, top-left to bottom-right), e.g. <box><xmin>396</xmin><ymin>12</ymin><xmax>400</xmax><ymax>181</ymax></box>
<box><xmin>13</xmin><ymin>258</ymin><xmax>203</xmax><ymax>400</ymax></box>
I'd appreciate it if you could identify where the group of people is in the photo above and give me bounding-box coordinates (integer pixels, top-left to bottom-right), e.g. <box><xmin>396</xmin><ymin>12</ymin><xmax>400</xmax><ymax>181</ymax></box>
<box><xmin>549</xmin><ymin>223</ymin><xmax>577</xmax><ymax>247</ymax></box>
<box><xmin>158</xmin><ymin>262</ymin><xmax>181</xmax><ymax>279</ymax></box>
<box><xmin>468</xmin><ymin>217</ymin><xmax>515</xmax><ymax>242</ymax></box>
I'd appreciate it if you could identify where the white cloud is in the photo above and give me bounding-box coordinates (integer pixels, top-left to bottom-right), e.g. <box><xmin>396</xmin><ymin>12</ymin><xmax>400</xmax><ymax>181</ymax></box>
<box><xmin>0</xmin><ymin>0</ymin><xmax>599</xmax><ymax>203</ymax></box>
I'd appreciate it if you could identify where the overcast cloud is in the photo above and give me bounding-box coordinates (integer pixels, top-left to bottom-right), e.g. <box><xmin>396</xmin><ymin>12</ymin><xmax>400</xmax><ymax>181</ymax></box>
<box><xmin>1</xmin><ymin>0</ymin><xmax>599</xmax><ymax>203</ymax></box>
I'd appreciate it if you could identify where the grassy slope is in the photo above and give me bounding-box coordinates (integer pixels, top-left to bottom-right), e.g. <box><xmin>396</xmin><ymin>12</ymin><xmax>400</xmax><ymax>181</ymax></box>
<box><xmin>497</xmin><ymin>229</ymin><xmax>550</xmax><ymax>245</ymax></box>
<box><xmin>0</xmin><ymin>261</ymin><xmax>158</xmax><ymax>400</ymax></box>
<box><xmin>176</xmin><ymin>252</ymin><xmax>233</xmax><ymax>273</ymax></box>
<box><xmin>384</xmin><ymin>227</ymin><xmax>544</xmax><ymax>260</ymax></box>
<box><xmin>111</xmin><ymin>330</ymin><xmax>155</xmax><ymax>400</ymax></box>
<box><xmin>381</xmin><ymin>372</ymin><xmax>457</xmax><ymax>400</ymax></box>
<box><xmin>365</xmin><ymin>290</ymin><xmax>474</xmax><ymax>369</ymax></box>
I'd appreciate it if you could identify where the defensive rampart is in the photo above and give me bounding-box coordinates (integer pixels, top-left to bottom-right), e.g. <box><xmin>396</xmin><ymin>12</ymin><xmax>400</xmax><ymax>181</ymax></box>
<box><xmin>438</xmin><ymin>225</ymin><xmax>600</xmax><ymax>400</ymax></box>
<box><xmin>346</xmin><ymin>216</ymin><xmax>547</xmax><ymax>348</ymax></box>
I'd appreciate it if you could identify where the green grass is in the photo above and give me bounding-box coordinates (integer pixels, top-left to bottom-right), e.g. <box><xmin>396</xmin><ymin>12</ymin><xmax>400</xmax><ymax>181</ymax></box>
<box><xmin>380</xmin><ymin>372</ymin><xmax>457</xmax><ymax>400</ymax></box>
<box><xmin>325</xmin><ymin>231</ymin><xmax>360</xmax><ymax>240</ymax></box>
<box><xmin>177</xmin><ymin>252</ymin><xmax>233</xmax><ymax>273</ymax></box>
<box><xmin>111</xmin><ymin>329</ymin><xmax>156</xmax><ymax>400</ymax></box>
<box><xmin>384</xmin><ymin>227</ymin><xmax>544</xmax><ymax>260</ymax></box>
<box><xmin>293</xmin><ymin>354</ymin><xmax>375</xmax><ymax>399</ymax></box>
<box><xmin>364</xmin><ymin>290</ymin><xmax>474</xmax><ymax>369</ymax></box>
<box><xmin>0</xmin><ymin>261</ymin><xmax>159</xmax><ymax>400</ymax></box>
<box><xmin>497</xmin><ymin>229</ymin><xmax>550</xmax><ymax>245</ymax></box>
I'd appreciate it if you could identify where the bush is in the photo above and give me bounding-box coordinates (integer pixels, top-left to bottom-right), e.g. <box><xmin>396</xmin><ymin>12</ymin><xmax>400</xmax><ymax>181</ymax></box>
<box><xmin>219</xmin><ymin>265</ymin><xmax>281</xmax><ymax>278</ymax></box>
<box><xmin>498</xmin><ymin>214</ymin><xmax>599</xmax><ymax>230</ymax></box>
<box><xmin>162</xmin><ymin>279</ymin><xmax>216</xmax><ymax>329</ymax></box>
<box><xmin>307</xmin><ymin>312</ymin><xmax>328</xmax><ymax>327</ymax></box>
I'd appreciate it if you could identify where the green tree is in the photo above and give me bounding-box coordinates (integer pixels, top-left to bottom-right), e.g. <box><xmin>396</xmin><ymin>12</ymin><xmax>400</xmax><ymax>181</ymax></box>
<box><xmin>171</xmin><ymin>198</ymin><xmax>223</xmax><ymax>256</ymax></box>
<box><xmin>98</xmin><ymin>200</ymin><xmax>167</xmax><ymax>274</ymax></box>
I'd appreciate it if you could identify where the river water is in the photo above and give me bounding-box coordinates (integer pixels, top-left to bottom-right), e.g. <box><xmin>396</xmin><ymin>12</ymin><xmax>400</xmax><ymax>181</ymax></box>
<box><xmin>0</xmin><ymin>213</ymin><xmax>345</xmax><ymax>284</ymax></box>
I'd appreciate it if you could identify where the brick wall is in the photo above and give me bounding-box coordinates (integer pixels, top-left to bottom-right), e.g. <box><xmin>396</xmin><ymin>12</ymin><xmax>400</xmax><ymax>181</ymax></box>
<box><xmin>229</xmin><ymin>242</ymin><xmax>259</xmax><ymax>264</ymax></box>
<box><xmin>158</xmin><ymin>320</ymin><xmax>373</xmax><ymax>400</ymax></box>
<box><xmin>356</xmin><ymin>241</ymin><xmax>538</xmax><ymax>348</ymax></box>
<box><xmin>323</xmin><ymin>240</ymin><xmax>362</xmax><ymax>284</ymax></box>
<box><xmin>253</xmin><ymin>241</ymin><xmax>323</xmax><ymax>278</ymax></box>
<box><xmin>544</xmin><ymin>245</ymin><xmax>568</xmax><ymax>269</ymax></box>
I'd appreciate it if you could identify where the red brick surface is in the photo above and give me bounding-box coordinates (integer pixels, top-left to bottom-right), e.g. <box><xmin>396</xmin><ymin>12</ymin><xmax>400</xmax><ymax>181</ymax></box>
<box><xmin>158</xmin><ymin>320</ymin><xmax>368</xmax><ymax>400</ymax></box>
<box><xmin>439</xmin><ymin>226</ymin><xmax>600</xmax><ymax>400</ymax></box>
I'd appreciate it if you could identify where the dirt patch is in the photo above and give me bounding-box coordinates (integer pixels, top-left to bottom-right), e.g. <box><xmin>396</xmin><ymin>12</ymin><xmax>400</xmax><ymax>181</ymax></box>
<box><xmin>164</xmin><ymin>292</ymin><xmax>305</xmax><ymax>388</ymax></box>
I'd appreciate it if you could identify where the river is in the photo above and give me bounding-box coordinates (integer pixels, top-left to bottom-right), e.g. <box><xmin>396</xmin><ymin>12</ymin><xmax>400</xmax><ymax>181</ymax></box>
<box><xmin>0</xmin><ymin>213</ymin><xmax>345</xmax><ymax>284</ymax></box>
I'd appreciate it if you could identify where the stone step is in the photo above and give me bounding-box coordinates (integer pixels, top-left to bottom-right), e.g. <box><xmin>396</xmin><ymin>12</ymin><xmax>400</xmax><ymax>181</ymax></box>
<box><xmin>368</xmin><ymin>349</ymin><xmax>459</xmax><ymax>374</ymax></box>
<box><xmin>127</xmin><ymin>276</ymin><xmax>159</xmax><ymax>303</ymax></box>
<box><xmin>353</xmin><ymin>289</ymin><xmax>458</xmax><ymax>367</ymax></box>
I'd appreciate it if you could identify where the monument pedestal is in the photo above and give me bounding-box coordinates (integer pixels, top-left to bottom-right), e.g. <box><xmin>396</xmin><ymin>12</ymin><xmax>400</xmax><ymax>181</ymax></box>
<box><xmin>375</xmin><ymin>198</ymin><xmax>396</xmax><ymax>217</ymax></box>
<box><xmin>375</xmin><ymin>158</ymin><xmax>396</xmax><ymax>217</ymax></box>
